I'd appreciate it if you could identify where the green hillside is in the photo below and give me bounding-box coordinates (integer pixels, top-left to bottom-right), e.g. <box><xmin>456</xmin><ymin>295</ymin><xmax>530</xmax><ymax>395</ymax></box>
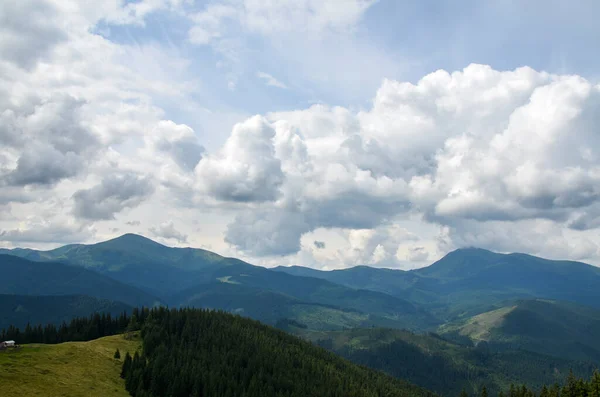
<box><xmin>0</xmin><ymin>255</ymin><xmax>160</xmax><ymax>307</ymax></box>
<box><xmin>0</xmin><ymin>294</ymin><xmax>131</xmax><ymax>330</ymax></box>
<box><xmin>122</xmin><ymin>307</ymin><xmax>435</xmax><ymax>397</ymax></box>
<box><xmin>0</xmin><ymin>334</ymin><xmax>141</xmax><ymax>397</ymax></box>
<box><xmin>439</xmin><ymin>299</ymin><xmax>600</xmax><ymax>362</ymax></box>
<box><xmin>297</xmin><ymin>327</ymin><xmax>596</xmax><ymax>396</ymax></box>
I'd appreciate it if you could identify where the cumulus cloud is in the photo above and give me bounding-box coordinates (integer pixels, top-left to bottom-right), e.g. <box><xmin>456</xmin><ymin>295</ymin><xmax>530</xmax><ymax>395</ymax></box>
<box><xmin>2</xmin><ymin>0</ymin><xmax>600</xmax><ymax>269</ymax></box>
<box><xmin>0</xmin><ymin>0</ymin><xmax>67</xmax><ymax>69</ymax></box>
<box><xmin>206</xmin><ymin>64</ymin><xmax>600</xmax><ymax>263</ymax></box>
<box><xmin>73</xmin><ymin>174</ymin><xmax>155</xmax><ymax>220</ymax></box>
<box><xmin>0</xmin><ymin>94</ymin><xmax>98</xmax><ymax>187</ymax></box>
<box><xmin>148</xmin><ymin>120</ymin><xmax>204</xmax><ymax>172</ymax></box>
<box><xmin>225</xmin><ymin>209</ymin><xmax>310</xmax><ymax>256</ymax></box>
<box><xmin>195</xmin><ymin>116</ymin><xmax>284</xmax><ymax>202</ymax></box>
<box><xmin>149</xmin><ymin>221</ymin><xmax>188</xmax><ymax>243</ymax></box>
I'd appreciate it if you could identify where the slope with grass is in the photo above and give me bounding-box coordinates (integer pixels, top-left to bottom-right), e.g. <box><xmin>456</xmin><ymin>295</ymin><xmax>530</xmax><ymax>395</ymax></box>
<box><xmin>439</xmin><ymin>299</ymin><xmax>600</xmax><ymax>362</ymax></box>
<box><xmin>0</xmin><ymin>334</ymin><xmax>141</xmax><ymax>397</ymax></box>
<box><xmin>0</xmin><ymin>255</ymin><xmax>160</xmax><ymax>307</ymax></box>
<box><xmin>0</xmin><ymin>294</ymin><xmax>131</xmax><ymax>330</ymax></box>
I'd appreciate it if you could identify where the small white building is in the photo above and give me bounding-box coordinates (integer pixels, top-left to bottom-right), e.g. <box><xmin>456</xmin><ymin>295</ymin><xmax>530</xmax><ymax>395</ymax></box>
<box><xmin>0</xmin><ymin>340</ymin><xmax>15</xmax><ymax>348</ymax></box>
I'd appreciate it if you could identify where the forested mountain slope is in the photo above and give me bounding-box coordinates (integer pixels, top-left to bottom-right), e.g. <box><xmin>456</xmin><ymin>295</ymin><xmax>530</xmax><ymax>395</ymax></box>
<box><xmin>0</xmin><ymin>294</ymin><xmax>131</xmax><ymax>330</ymax></box>
<box><xmin>297</xmin><ymin>327</ymin><xmax>596</xmax><ymax>396</ymax></box>
<box><xmin>0</xmin><ymin>255</ymin><xmax>159</xmax><ymax>307</ymax></box>
<box><xmin>276</xmin><ymin>248</ymin><xmax>600</xmax><ymax>320</ymax></box>
<box><xmin>0</xmin><ymin>234</ymin><xmax>231</xmax><ymax>296</ymax></box>
<box><xmin>439</xmin><ymin>299</ymin><xmax>600</xmax><ymax>362</ymax></box>
<box><xmin>121</xmin><ymin>308</ymin><xmax>436</xmax><ymax>397</ymax></box>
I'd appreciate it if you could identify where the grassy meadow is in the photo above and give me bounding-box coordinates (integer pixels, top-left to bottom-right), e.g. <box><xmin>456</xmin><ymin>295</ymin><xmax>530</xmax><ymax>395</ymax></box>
<box><xmin>0</xmin><ymin>334</ymin><xmax>140</xmax><ymax>397</ymax></box>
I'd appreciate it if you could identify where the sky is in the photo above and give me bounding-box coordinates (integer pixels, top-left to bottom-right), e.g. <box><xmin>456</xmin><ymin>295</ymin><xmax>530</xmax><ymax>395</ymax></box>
<box><xmin>1</xmin><ymin>0</ymin><xmax>600</xmax><ymax>270</ymax></box>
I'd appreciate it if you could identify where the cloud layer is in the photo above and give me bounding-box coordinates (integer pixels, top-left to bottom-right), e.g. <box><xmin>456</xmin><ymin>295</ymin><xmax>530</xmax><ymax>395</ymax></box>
<box><xmin>1</xmin><ymin>0</ymin><xmax>600</xmax><ymax>269</ymax></box>
<box><xmin>202</xmin><ymin>65</ymin><xmax>600</xmax><ymax>265</ymax></box>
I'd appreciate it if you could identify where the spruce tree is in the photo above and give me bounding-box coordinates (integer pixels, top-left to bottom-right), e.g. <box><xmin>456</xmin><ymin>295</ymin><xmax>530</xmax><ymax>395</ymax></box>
<box><xmin>121</xmin><ymin>352</ymin><xmax>132</xmax><ymax>379</ymax></box>
<box><xmin>480</xmin><ymin>385</ymin><xmax>488</xmax><ymax>397</ymax></box>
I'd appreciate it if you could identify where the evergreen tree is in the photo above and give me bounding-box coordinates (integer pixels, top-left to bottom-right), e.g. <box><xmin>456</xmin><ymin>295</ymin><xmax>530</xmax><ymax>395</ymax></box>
<box><xmin>114</xmin><ymin>348</ymin><xmax>121</xmax><ymax>359</ymax></box>
<box><xmin>121</xmin><ymin>352</ymin><xmax>132</xmax><ymax>379</ymax></box>
<box><xmin>480</xmin><ymin>385</ymin><xmax>488</xmax><ymax>397</ymax></box>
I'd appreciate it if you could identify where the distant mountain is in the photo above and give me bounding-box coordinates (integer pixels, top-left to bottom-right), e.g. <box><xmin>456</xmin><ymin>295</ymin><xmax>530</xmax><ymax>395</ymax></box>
<box><xmin>277</xmin><ymin>248</ymin><xmax>600</xmax><ymax>320</ymax></box>
<box><xmin>171</xmin><ymin>280</ymin><xmax>430</xmax><ymax>331</ymax></box>
<box><xmin>299</xmin><ymin>327</ymin><xmax>595</xmax><ymax>396</ymax></box>
<box><xmin>439</xmin><ymin>299</ymin><xmax>600</xmax><ymax>362</ymax></box>
<box><xmin>171</xmin><ymin>261</ymin><xmax>438</xmax><ymax>331</ymax></box>
<box><xmin>0</xmin><ymin>234</ymin><xmax>236</xmax><ymax>296</ymax></box>
<box><xmin>1</xmin><ymin>235</ymin><xmax>438</xmax><ymax>331</ymax></box>
<box><xmin>0</xmin><ymin>294</ymin><xmax>131</xmax><ymax>330</ymax></box>
<box><xmin>0</xmin><ymin>254</ymin><xmax>159</xmax><ymax>307</ymax></box>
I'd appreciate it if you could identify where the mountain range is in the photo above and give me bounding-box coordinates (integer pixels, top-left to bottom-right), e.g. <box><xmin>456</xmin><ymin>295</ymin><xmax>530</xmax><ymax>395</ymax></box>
<box><xmin>276</xmin><ymin>248</ymin><xmax>600</xmax><ymax>320</ymax></box>
<box><xmin>2</xmin><ymin>233</ymin><xmax>600</xmax><ymax>376</ymax></box>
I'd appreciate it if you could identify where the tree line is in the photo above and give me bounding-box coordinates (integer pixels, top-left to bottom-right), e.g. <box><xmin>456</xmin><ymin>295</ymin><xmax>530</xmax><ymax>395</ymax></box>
<box><xmin>0</xmin><ymin>307</ymin><xmax>150</xmax><ymax>344</ymax></box>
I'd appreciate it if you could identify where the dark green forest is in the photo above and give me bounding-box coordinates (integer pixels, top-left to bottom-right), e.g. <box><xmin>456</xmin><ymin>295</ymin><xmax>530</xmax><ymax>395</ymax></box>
<box><xmin>0</xmin><ymin>308</ymin><xmax>145</xmax><ymax>344</ymax></box>
<box><xmin>120</xmin><ymin>307</ymin><xmax>435</xmax><ymax>397</ymax></box>
<box><xmin>489</xmin><ymin>370</ymin><xmax>600</xmax><ymax>397</ymax></box>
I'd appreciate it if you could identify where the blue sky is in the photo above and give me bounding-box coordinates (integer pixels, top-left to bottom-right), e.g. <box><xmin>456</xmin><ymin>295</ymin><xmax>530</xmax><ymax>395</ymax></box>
<box><xmin>94</xmin><ymin>0</ymin><xmax>600</xmax><ymax>151</ymax></box>
<box><xmin>1</xmin><ymin>0</ymin><xmax>600</xmax><ymax>269</ymax></box>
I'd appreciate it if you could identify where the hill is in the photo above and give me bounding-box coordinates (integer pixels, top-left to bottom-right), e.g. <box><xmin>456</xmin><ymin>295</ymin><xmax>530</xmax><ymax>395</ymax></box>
<box><xmin>0</xmin><ymin>294</ymin><xmax>131</xmax><ymax>331</ymax></box>
<box><xmin>0</xmin><ymin>255</ymin><xmax>160</xmax><ymax>308</ymax></box>
<box><xmin>0</xmin><ymin>334</ymin><xmax>140</xmax><ymax>397</ymax></box>
<box><xmin>296</xmin><ymin>327</ymin><xmax>596</xmax><ymax>396</ymax></box>
<box><xmin>439</xmin><ymin>299</ymin><xmax>600</xmax><ymax>362</ymax></box>
<box><xmin>276</xmin><ymin>248</ymin><xmax>600</xmax><ymax>320</ymax></box>
<box><xmin>121</xmin><ymin>307</ymin><xmax>435</xmax><ymax>397</ymax></box>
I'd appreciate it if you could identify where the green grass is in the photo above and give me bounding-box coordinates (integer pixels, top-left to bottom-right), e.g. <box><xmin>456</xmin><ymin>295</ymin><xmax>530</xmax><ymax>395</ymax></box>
<box><xmin>0</xmin><ymin>334</ymin><xmax>141</xmax><ymax>397</ymax></box>
<box><xmin>438</xmin><ymin>305</ymin><xmax>516</xmax><ymax>341</ymax></box>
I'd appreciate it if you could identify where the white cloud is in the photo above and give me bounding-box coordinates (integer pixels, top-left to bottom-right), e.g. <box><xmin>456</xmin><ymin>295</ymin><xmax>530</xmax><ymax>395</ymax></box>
<box><xmin>195</xmin><ymin>116</ymin><xmax>284</xmax><ymax>202</ymax></box>
<box><xmin>257</xmin><ymin>72</ymin><xmax>287</xmax><ymax>89</ymax></box>
<box><xmin>149</xmin><ymin>221</ymin><xmax>188</xmax><ymax>244</ymax></box>
<box><xmin>199</xmin><ymin>64</ymin><xmax>600</xmax><ymax>267</ymax></box>
<box><xmin>72</xmin><ymin>173</ymin><xmax>155</xmax><ymax>220</ymax></box>
<box><xmin>188</xmin><ymin>0</ymin><xmax>376</xmax><ymax>46</ymax></box>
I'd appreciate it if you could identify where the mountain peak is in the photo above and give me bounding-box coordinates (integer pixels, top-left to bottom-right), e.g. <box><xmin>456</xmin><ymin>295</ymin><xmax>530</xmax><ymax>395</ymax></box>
<box><xmin>102</xmin><ymin>233</ymin><xmax>165</xmax><ymax>247</ymax></box>
<box><xmin>415</xmin><ymin>247</ymin><xmax>503</xmax><ymax>278</ymax></box>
